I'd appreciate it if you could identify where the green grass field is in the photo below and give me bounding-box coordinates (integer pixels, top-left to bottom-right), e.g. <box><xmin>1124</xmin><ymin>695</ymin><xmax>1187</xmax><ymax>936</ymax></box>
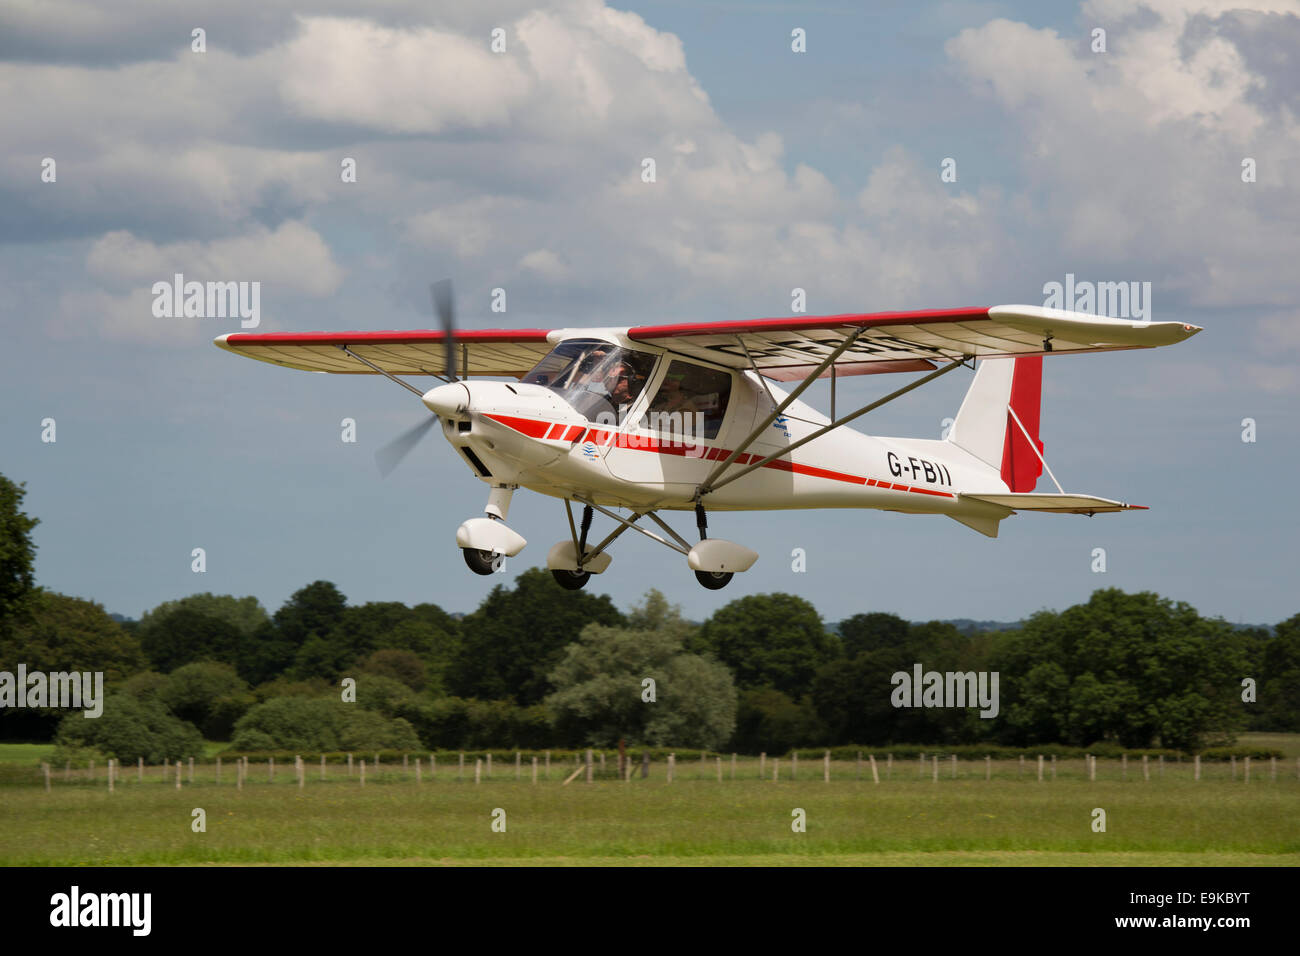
<box><xmin>2</xmin><ymin>751</ymin><xmax>1297</xmax><ymax>866</ymax></box>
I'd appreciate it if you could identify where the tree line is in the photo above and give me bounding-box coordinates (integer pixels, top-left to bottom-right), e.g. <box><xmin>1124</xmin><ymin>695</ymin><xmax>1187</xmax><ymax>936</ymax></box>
<box><xmin>2</xmin><ymin>473</ymin><xmax>1297</xmax><ymax>760</ymax></box>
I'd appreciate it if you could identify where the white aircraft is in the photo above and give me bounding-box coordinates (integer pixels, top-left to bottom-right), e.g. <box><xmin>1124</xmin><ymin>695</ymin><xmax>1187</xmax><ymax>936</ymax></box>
<box><xmin>216</xmin><ymin>284</ymin><xmax>1200</xmax><ymax>590</ymax></box>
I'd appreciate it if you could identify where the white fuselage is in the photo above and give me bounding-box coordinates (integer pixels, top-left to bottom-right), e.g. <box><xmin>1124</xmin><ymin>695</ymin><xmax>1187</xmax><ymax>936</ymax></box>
<box><xmin>426</xmin><ymin>332</ymin><xmax>1015</xmax><ymax>528</ymax></box>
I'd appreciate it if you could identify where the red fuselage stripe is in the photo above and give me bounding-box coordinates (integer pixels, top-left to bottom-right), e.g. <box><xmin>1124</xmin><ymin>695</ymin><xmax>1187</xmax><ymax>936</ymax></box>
<box><xmin>482</xmin><ymin>415</ymin><xmax>955</xmax><ymax>498</ymax></box>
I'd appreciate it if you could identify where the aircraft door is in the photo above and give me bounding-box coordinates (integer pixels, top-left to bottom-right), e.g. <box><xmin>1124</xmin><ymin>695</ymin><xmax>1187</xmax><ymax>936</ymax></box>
<box><xmin>604</xmin><ymin>359</ymin><xmax>748</xmax><ymax>488</ymax></box>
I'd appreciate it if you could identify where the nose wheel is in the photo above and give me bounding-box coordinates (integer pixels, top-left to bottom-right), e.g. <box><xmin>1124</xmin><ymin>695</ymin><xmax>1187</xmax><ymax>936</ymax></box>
<box><xmin>694</xmin><ymin>569</ymin><xmax>733</xmax><ymax>590</ymax></box>
<box><xmin>462</xmin><ymin>548</ymin><xmax>503</xmax><ymax>575</ymax></box>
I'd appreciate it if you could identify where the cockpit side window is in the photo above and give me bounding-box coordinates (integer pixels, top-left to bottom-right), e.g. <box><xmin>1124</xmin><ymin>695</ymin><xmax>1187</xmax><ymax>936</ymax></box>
<box><xmin>643</xmin><ymin>360</ymin><xmax>732</xmax><ymax>440</ymax></box>
<box><xmin>522</xmin><ymin>339</ymin><xmax>658</xmax><ymax>422</ymax></box>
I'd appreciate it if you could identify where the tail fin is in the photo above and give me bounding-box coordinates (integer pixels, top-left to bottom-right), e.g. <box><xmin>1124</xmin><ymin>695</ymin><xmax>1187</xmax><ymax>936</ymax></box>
<box><xmin>947</xmin><ymin>356</ymin><xmax>1044</xmax><ymax>492</ymax></box>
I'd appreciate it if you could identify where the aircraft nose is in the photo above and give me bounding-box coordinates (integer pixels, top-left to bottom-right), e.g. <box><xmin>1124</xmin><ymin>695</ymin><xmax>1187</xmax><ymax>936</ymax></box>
<box><xmin>422</xmin><ymin>382</ymin><xmax>470</xmax><ymax>417</ymax></box>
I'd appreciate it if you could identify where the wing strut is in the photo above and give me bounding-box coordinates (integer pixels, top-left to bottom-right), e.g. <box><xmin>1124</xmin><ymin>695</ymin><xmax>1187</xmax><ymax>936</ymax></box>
<box><xmin>735</xmin><ymin>335</ymin><xmax>779</xmax><ymax>409</ymax></box>
<box><xmin>699</xmin><ymin>356</ymin><xmax>970</xmax><ymax>496</ymax></box>
<box><xmin>337</xmin><ymin>345</ymin><xmax>440</xmax><ymax>396</ymax></box>
<box><xmin>698</xmin><ymin>328</ymin><xmax>866</xmax><ymax>494</ymax></box>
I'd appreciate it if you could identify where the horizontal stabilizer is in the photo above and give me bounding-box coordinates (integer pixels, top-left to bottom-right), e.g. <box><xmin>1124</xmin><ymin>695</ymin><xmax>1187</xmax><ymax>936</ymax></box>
<box><xmin>961</xmin><ymin>492</ymin><xmax>1146</xmax><ymax>514</ymax></box>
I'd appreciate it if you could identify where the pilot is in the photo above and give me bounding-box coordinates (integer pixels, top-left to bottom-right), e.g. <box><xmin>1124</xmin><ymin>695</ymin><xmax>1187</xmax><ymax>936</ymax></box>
<box><xmin>603</xmin><ymin>361</ymin><xmax>636</xmax><ymax>408</ymax></box>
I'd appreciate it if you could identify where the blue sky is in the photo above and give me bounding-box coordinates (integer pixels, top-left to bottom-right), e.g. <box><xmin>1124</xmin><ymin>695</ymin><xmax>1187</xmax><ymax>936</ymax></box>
<box><xmin>2</xmin><ymin>0</ymin><xmax>1298</xmax><ymax>626</ymax></box>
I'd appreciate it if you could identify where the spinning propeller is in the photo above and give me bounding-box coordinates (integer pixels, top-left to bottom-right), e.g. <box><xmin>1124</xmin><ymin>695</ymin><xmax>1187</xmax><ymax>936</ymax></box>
<box><xmin>375</xmin><ymin>279</ymin><xmax>457</xmax><ymax>478</ymax></box>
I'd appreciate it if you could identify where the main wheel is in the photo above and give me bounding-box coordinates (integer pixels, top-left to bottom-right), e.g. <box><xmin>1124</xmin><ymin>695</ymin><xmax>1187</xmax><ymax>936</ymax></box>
<box><xmin>694</xmin><ymin>570</ymin><xmax>733</xmax><ymax>590</ymax></box>
<box><xmin>462</xmin><ymin>548</ymin><xmax>501</xmax><ymax>575</ymax></box>
<box><xmin>551</xmin><ymin>568</ymin><xmax>591</xmax><ymax>590</ymax></box>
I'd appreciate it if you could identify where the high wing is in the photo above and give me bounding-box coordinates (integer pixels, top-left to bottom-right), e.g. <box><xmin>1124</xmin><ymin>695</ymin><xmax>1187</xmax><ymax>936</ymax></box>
<box><xmin>628</xmin><ymin>305</ymin><xmax>1201</xmax><ymax>379</ymax></box>
<box><xmin>214</xmin><ymin>329</ymin><xmax>554</xmax><ymax>377</ymax></box>
<box><xmin>215</xmin><ymin>304</ymin><xmax>1200</xmax><ymax>379</ymax></box>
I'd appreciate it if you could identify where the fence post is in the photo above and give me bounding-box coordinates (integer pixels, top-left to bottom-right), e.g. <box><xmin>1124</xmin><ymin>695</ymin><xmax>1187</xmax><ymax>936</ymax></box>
<box><xmin>585</xmin><ymin>749</ymin><xmax>593</xmax><ymax>784</ymax></box>
<box><xmin>920</xmin><ymin>752</ymin><xmax>925</xmax><ymax>777</ymax></box>
<box><xmin>1270</xmin><ymin>756</ymin><xmax>1277</xmax><ymax>781</ymax></box>
<box><xmin>1142</xmin><ymin>754</ymin><xmax>1149</xmax><ymax>782</ymax></box>
<box><xmin>1158</xmin><ymin>754</ymin><xmax>1164</xmax><ymax>778</ymax></box>
<box><xmin>773</xmin><ymin>755</ymin><xmax>778</xmax><ymax>782</ymax></box>
<box><xmin>416</xmin><ymin>757</ymin><xmax>422</xmax><ymax>785</ymax></box>
<box><xmin>869</xmin><ymin>754</ymin><xmax>879</xmax><ymax>784</ymax></box>
<box><xmin>486</xmin><ymin>753</ymin><xmax>491</xmax><ymax>779</ymax></box>
<box><xmin>792</xmin><ymin>751</ymin><xmax>797</xmax><ymax>780</ymax></box>
<box><xmin>360</xmin><ymin>759</ymin><xmax>366</xmax><ymax>787</ymax></box>
<box><xmin>459</xmin><ymin>752</ymin><xmax>465</xmax><ymax>781</ymax></box>
<box><xmin>403</xmin><ymin>754</ymin><xmax>409</xmax><ymax>776</ymax></box>
<box><xmin>189</xmin><ymin>756</ymin><xmax>194</xmax><ymax>784</ymax></box>
<box><xmin>516</xmin><ymin>751</ymin><xmax>521</xmax><ymax>781</ymax></box>
<box><xmin>985</xmin><ymin>755</ymin><xmax>991</xmax><ymax>781</ymax></box>
<box><xmin>269</xmin><ymin>757</ymin><xmax>274</xmax><ymax>783</ymax></box>
<box><xmin>1037</xmin><ymin>755</ymin><xmax>1043</xmax><ymax>782</ymax></box>
<box><xmin>932</xmin><ymin>755</ymin><xmax>938</xmax><ymax>783</ymax></box>
<box><xmin>176</xmin><ymin>761</ymin><xmax>182</xmax><ymax>790</ymax></box>
<box><xmin>717</xmin><ymin>756</ymin><xmax>723</xmax><ymax>783</ymax></box>
<box><xmin>731</xmin><ymin>753</ymin><xmax>737</xmax><ymax>780</ymax></box>
<box><xmin>1244</xmin><ymin>756</ymin><xmax>1251</xmax><ymax>784</ymax></box>
<box><xmin>321</xmin><ymin>754</ymin><xmax>326</xmax><ymax>781</ymax></box>
<box><xmin>431</xmin><ymin>754</ymin><xmax>436</xmax><ymax>780</ymax></box>
<box><xmin>216</xmin><ymin>756</ymin><xmax>221</xmax><ymax>784</ymax></box>
<box><xmin>1231</xmin><ymin>755</ymin><xmax>1237</xmax><ymax>780</ymax></box>
<box><xmin>347</xmin><ymin>753</ymin><xmax>353</xmax><ymax>776</ymax></box>
<box><xmin>1051</xmin><ymin>754</ymin><xmax>1057</xmax><ymax>781</ymax></box>
<box><xmin>1121</xmin><ymin>753</ymin><xmax>1127</xmax><ymax>781</ymax></box>
<box><xmin>43</xmin><ymin>763</ymin><xmax>50</xmax><ymax>793</ymax></box>
<box><xmin>297</xmin><ymin>755</ymin><xmax>304</xmax><ymax>790</ymax></box>
<box><xmin>475</xmin><ymin>758</ymin><xmax>482</xmax><ymax>785</ymax></box>
<box><xmin>139</xmin><ymin>756</ymin><xmax>144</xmax><ymax>784</ymax></box>
<box><xmin>1018</xmin><ymin>755</ymin><xmax>1025</xmax><ymax>778</ymax></box>
<box><xmin>952</xmin><ymin>754</ymin><xmax>957</xmax><ymax>779</ymax></box>
<box><xmin>887</xmin><ymin>753</ymin><xmax>893</xmax><ymax>779</ymax></box>
<box><xmin>237</xmin><ymin>757</ymin><xmax>243</xmax><ymax>790</ymax></box>
<box><xmin>759</xmin><ymin>752</ymin><xmax>766</xmax><ymax>780</ymax></box>
<box><xmin>667</xmin><ymin>753</ymin><xmax>675</xmax><ymax>784</ymax></box>
<box><xmin>532</xmin><ymin>756</ymin><xmax>538</xmax><ymax>785</ymax></box>
<box><xmin>824</xmin><ymin>750</ymin><xmax>830</xmax><ymax>783</ymax></box>
<box><xmin>108</xmin><ymin>758</ymin><xmax>114</xmax><ymax>793</ymax></box>
<box><xmin>642</xmin><ymin>751</ymin><xmax>649</xmax><ymax>779</ymax></box>
<box><xmin>1194</xmin><ymin>754</ymin><xmax>1201</xmax><ymax>781</ymax></box>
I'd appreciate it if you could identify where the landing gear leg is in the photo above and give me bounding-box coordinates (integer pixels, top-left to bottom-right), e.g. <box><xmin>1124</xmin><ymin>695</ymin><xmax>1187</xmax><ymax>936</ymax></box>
<box><xmin>692</xmin><ymin>501</ymin><xmax>733</xmax><ymax>589</ymax></box>
<box><xmin>550</xmin><ymin>503</ymin><xmax>596</xmax><ymax>589</ymax></box>
<box><xmin>457</xmin><ymin>484</ymin><xmax>523</xmax><ymax>575</ymax></box>
<box><xmin>579</xmin><ymin>504</ymin><xmax>593</xmax><ymax>556</ymax></box>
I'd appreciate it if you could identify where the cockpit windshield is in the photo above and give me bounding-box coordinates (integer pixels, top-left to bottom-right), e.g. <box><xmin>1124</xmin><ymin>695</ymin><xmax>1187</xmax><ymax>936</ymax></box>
<box><xmin>522</xmin><ymin>339</ymin><xmax>658</xmax><ymax>423</ymax></box>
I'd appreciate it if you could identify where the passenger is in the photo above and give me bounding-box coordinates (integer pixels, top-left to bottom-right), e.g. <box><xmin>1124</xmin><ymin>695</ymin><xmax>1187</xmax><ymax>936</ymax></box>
<box><xmin>654</xmin><ymin>373</ymin><xmax>699</xmax><ymax>414</ymax></box>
